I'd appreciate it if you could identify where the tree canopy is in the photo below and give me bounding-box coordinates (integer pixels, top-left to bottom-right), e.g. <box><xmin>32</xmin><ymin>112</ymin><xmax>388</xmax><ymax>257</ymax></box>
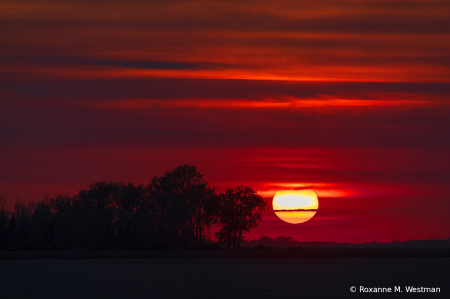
<box><xmin>214</xmin><ymin>186</ymin><xmax>267</xmax><ymax>249</ymax></box>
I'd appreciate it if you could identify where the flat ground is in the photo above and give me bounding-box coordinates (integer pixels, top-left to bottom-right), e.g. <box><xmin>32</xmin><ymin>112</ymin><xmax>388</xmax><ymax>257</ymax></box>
<box><xmin>0</xmin><ymin>255</ymin><xmax>448</xmax><ymax>299</ymax></box>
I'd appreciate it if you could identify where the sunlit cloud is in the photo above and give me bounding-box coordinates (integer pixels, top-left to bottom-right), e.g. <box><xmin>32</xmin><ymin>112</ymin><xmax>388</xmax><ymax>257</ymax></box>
<box><xmin>258</xmin><ymin>188</ymin><xmax>354</xmax><ymax>199</ymax></box>
<box><xmin>1</xmin><ymin>0</ymin><xmax>449</xmax><ymax>82</ymax></box>
<box><xmin>91</xmin><ymin>96</ymin><xmax>439</xmax><ymax>110</ymax></box>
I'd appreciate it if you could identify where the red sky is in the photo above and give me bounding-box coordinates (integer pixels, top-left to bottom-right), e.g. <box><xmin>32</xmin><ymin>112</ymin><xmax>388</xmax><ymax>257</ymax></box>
<box><xmin>1</xmin><ymin>0</ymin><xmax>450</xmax><ymax>243</ymax></box>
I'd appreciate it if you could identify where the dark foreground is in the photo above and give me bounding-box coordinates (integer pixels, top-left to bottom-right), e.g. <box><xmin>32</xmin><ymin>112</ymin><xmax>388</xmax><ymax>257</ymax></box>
<box><xmin>0</xmin><ymin>252</ymin><xmax>449</xmax><ymax>299</ymax></box>
<box><xmin>1</xmin><ymin>246</ymin><xmax>450</xmax><ymax>259</ymax></box>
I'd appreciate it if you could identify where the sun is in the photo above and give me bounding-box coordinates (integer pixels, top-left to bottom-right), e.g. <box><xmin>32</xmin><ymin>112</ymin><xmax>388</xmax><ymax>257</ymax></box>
<box><xmin>272</xmin><ymin>189</ymin><xmax>319</xmax><ymax>224</ymax></box>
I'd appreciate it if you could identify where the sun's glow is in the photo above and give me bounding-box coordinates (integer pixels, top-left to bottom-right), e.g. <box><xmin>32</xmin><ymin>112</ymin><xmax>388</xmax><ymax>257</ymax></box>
<box><xmin>273</xmin><ymin>189</ymin><xmax>319</xmax><ymax>224</ymax></box>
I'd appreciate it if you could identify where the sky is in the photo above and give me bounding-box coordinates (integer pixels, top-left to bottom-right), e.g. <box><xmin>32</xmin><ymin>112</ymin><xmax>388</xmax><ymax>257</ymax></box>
<box><xmin>1</xmin><ymin>0</ymin><xmax>450</xmax><ymax>243</ymax></box>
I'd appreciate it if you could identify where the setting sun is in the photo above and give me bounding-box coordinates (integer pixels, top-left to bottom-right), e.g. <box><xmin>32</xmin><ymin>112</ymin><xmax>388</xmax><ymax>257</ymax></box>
<box><xmin>273</xmin><ymin>190</ymin><xmax>319</xmax><ymax>224</ymax></box>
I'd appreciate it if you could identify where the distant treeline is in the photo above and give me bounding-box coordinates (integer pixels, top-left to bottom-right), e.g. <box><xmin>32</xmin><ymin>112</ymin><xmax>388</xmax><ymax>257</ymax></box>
<box><xmin>242</xmin><ymin>236</ymin><xmax>450</xmax><ymax>248</ymax></box>
<box><xmin>0</xmin><ymin>165</ymin><xmax>267</xmax><ymax>250</ymax></box>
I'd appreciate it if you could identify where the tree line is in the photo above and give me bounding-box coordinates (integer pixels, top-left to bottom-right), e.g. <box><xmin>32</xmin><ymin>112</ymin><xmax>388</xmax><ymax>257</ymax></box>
<box><xmin>241</xmin><ymin>236</ymin><xmax>450</xmax><ymax>248</ymax></box>
<box><xmin>0</xmin><ymin>165</ymin><xmax>267</xmax><ymax>250</ymax></box>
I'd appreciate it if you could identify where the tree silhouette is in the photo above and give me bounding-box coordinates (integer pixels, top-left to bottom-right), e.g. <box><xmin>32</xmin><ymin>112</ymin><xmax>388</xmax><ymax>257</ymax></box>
<box><xmin>0</xmin><ymin>194</ymin><xmax>9</xmax><ymax>248</ymax></box>
<box><xmin>50</xmin><ymin>193</ymin><xmax>93</xmax><ymax>249</ymax></box>
<box><xmin>147</xmin><ymin>164</ymin><xmax>216</xmax><ymax>248</ymax></box>
<box><xmin>75</xmin><ymin>181</ymin><xmax>121</xmax><ymax>249</ymax></box>
<box><xmin>215</xmin><ymin>186</ymin><xmax>267</xmax><ymax>249</ymax></box>
<box><xmin>114</xmin><ymin>183</ymin><xmax>148</xmax><ymax>249</ymax></box>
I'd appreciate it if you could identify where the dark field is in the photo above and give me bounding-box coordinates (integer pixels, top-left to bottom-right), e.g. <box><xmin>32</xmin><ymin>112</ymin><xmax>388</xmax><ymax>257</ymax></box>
<box><xmin>0</xmin><ymin>253</ymin><xmax>449</xmax><ymax>299</ymax></box>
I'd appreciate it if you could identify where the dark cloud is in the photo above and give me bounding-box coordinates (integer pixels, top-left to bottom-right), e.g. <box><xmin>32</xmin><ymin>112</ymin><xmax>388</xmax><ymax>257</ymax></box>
<box><xmin>1</xmin><ymin>93</ymin><xmax>449</xmax><ymax>151</ymax></box>
<box><xmin>0</xmin><ymin>56</ymin><xmax>232</xmax><ymax>70</ymax></box>
<box><xmin>1</xmin><ymin>78</ymin><xmax>449</xmax><ymax>102</ymax></box>
<box><xmin>1</xmin><ymin>0</ymin><xmax>448</xmax><ymax>83</ymax></box>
